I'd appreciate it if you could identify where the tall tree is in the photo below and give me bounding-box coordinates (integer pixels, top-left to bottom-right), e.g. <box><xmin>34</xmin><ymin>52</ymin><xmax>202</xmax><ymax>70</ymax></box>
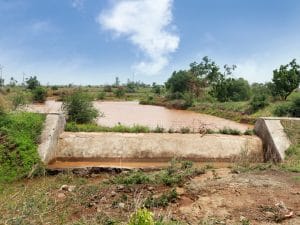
<box><xmin>272</xmin><ymin>59</ymin><xmax>300</xmax><ymax>100</ymax></box>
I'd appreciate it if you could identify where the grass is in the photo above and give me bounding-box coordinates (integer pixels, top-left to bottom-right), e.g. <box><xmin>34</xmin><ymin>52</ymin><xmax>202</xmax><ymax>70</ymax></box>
<box><xmin>0</xmin><ymin>112</ymin><xmax>45</xmax><ymax>183</ymax></box>
<box><xmin>111</xmin><ymin>160</ymin><xmax>205</xmax><ymax>187</ymax></box>
<box><xmin>144</xmin><ymin>189</ymin><xmax>178</xmax><ymax>208</ymax></box>
<box><xmin>280</xmin><ymin>119</ymin><xmax>300</xmax><ymax>172</ymax></box>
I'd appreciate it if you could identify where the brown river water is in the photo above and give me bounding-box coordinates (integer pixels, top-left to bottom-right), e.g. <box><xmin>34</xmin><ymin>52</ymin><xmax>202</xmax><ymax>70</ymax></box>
<box><xmin>26</xmin><ymin>100</ymin><xmax>251</xmax><ymax>132</ymax></box>
<box><xmin>94</xmin><ymin>101</ymin><xmax>251</xmax><ymax>132</ymax></box>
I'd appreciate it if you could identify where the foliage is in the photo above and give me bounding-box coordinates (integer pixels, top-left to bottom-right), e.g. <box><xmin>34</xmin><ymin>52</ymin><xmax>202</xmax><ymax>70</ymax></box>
<box><xmin>114</xmin><ymin>86</ymin><xmax>126</xmax><ymax>98</ymax></box>
<box><xmin>26</xmin><ymin>76</ymin><xmax>40</xmax><ymax>90</ymax></box>
<box><xmin>165</xmin><ymin>70</ymin><xmax>191</xmax><ymax>95</ymax></box>
<box><xmin>144</xmin><ymin>189</ymin><xmax>177</xmax><ymax>208</ymax></box>
<box><xmin>271</xmin><ymin>59</ymin><xmax>300</xmax><ymax>100</ymax></box>
<box><xmin>218</xmin><ymin>127</ymin><xmax>241</xmax><ymax>135</ymax></box>
<box><xmin>274</xmin><ymin>94</ymin><xmax>300</xmax><ymax>117</ymax></box>
<box><xmin>63</xmin><ymin>91</ymin><xmax>99</xmax><ymax>123</ymax></box>
<box><xmin>66</xmin><ymin>122</ymin><xmax>152</xmax><ymax>133</ymax></box>
<box><xmin>210</xmin><ymin>77</ymin><xmax>251</xmax><ymax>102</ymax></box>
<box><xmin>10</xmin><ymin>90</ymin><xmax>29</xmax><ymax>109</ymax></box>
<box><xmin>128</xmin><ymin>209</ymin><xmax>155</xmax><ymax>225</ymax></box>
<box><xmin>32</xmin><ymin>86</ymin><xmax>47</xmax><ymax>103</ymax></box>
<box><xmin>250</xmin><ymin>93</ymin><xmax>269</xmax><ymax>112</ymax></box>
<box><xmin>96</xmin><ymin>91</ymin><xmax>106</xmax><ymax>100</ymax></box>
<box><xmin>0</xmin><ymin>112</ymin><xmax>45</xmax><ymax>182</ymax></box>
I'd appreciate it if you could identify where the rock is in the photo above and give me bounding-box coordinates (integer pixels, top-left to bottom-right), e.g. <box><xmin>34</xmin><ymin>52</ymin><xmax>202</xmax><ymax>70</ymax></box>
<box><xmin>111</xmin><ymin>191</ymin><xmax>117</xmax><ymax>197</ymax></box>
<box><xmin>176</xmin><ymin>187</ymin><xmax>185</xmax><ymax>195</ymax></box>
<box><xmin>118</xmin><ymin>202</ymin><xmax>125</xmax><ymax>209</ymax></box>
<box><xmin>60</xmin><ymin>185</ymin><xmax>76</xmax><ymax>192</ymax></box>
<box><xmin>148</xmin><ymin>186</ymin><xmax>154</xmax><ymax>191</ymax></box>
<box><xmin>57</xmin><ymin>192</ymin><xmax>66</xmax><ymax>199</ymax></box>
<box><xmin>265</xmin><ymin>211</ymin><xmax>275</xmax><ymax>219</ymax></box>
<box><xmin>100</xmin><ymin>196</ymin><xmax>107</xmax><ymax>202</ymax></box>
<box><xmin>117</xmin><ymin>185</ymin><xmax>125</xmax><ymax>190</ymax></box>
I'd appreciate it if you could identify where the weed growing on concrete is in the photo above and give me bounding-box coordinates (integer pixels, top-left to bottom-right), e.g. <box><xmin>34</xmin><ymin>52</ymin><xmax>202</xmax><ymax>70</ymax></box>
<box><xmin>219</xmin><ymin>127</ymin><xmax>242</xmax><ymax>135</ymax></box>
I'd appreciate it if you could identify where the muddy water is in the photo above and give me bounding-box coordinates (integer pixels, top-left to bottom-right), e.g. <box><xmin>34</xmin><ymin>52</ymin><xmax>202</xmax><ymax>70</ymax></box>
<box><xmin>94</xmin><ymin>101</ymin><xmax>251</xmax><ymax>132</ymax></box>
<box><xmin>25</xmin><ymin>100</ymin><xmax>251</xmax><ymax>132</ymax></box>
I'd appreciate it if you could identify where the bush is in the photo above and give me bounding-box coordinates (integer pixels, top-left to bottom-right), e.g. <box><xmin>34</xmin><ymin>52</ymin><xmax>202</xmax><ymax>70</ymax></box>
<box><xmin>0</xmin><ymin>112</ymin><xmax>45</xmax><ymax>182</ymax></box>
<box><xmin>32</xmin><ymin>87</ymin><xmax>47</xmax><ymax>103</ymax></box>
<box><xmin>144</xmin><ymin>189</ymin><xmax>178</xmax><ymax>208</ymax></box>
<box><xmin>114</xmin><ymin>87</ymin><xmax>126</xmax><ymax>98</ymax></box>
<box><xmin>250</xmin><ymin>94</ymin><xmax>269</xmax><ymax>112</ymax></box>
<box><xmin>274</xmin><ymin>95</ymin><xmax>300</xmax><ymax>117</ymax></box>
<box><xmin>10</xmin><ymin>91</ymin><xmax>29</xmax><ymax>109</ymax></box>
<box><xmin>96</xmin><ymin>92</ymin><xmax>106</xmax><ymax>100</ymax></box>
<box><xmin>128</xmin><ymin>209</ymin><xmax>155</xmax><ymax>225</ymax></box>
<box><xmin>63</xmin><ymin>91</ymin><xmax>99</xmax><ymax>123</ymax></box>
<box><xmin>219</xmin><ymin>127</ymin><xmax>241</xmax><ymax>135</ymax></box>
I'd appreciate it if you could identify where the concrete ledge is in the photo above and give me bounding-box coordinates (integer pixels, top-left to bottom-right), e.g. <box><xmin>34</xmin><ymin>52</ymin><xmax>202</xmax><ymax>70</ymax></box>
<box><xmin>55</xmin><ymin>132</ymin><xmax>263</xmax><ymax>163</ymax></box>
<box><xmin>254</xmin><ymin>117</ymin><xmax>292</xmax><ymax>162</ymax></box>
<box><xmin>38</xmin><ymin>114</ymin><xmax>66</xmax><ymax>163</ymax></box>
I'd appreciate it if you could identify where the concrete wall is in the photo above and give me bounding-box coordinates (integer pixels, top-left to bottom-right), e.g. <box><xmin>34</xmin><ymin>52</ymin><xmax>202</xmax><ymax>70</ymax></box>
<box><xmin>254</xmin><ymin>117</ymin><xmax>299</xmax><ymax>162</ymax></box>
<box><xmin>55</xmin><ymin>132</ymin><xmax>263</xmax><ymax>163</ymax></box>
<box><xmin>38</xmin><ymin>114</ymin><xmax>66</xmax><ymax>163</ymax></box>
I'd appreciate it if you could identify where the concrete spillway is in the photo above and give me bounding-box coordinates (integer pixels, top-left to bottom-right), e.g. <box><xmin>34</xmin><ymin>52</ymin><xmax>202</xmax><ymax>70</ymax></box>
<box><xmin>47</xmin><ymin>132</ymin><xmax>263</xmax><ymax>169</ymax></box>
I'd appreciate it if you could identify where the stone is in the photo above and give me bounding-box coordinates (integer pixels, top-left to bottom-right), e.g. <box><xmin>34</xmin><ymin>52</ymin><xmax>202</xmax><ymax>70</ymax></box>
<box><xmin>57</xmin><ymin>192</ymin><xmax>66</xmax><ymax>199</ymax></box>
<box><xmin>176</xmin><ymin>187</ymin><xmax>185</xmax><ymax>195</ymax></box>
<box><xmin>111</xmin><ymin>191</ymin><xmax>117</xmax><ymax>197</ymax></box>
<box><xmin>60</xmin><ymin>185</ymin><xmax>76</xmax><ymax>192</ymax></box>
<box><xmin>118</xmin><ymin>202</ymin><xmax>125</xmax><ymax>209</ymax></box>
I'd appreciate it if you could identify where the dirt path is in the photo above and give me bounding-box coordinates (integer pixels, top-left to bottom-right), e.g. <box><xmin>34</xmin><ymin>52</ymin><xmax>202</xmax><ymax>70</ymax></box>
<box><xmin>176</xmin><ymin>169</ymin><xmax>300</xmax><ymax>224</ymax></box>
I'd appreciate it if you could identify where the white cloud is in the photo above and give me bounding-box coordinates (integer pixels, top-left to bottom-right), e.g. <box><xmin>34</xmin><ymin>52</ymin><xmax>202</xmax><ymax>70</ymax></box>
<box><xmin>98</xmin><ymin>0</ymin><xmax>179</xmax><ymax>75</ymax></box>
<box><xmin>71</xmin><ymin>0</ymin><xmax>85</xmax><ymax>10</ymax></box>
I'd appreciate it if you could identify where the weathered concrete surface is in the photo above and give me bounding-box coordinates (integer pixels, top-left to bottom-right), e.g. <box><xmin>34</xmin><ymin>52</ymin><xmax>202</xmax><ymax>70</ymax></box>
<box><xmin>54</xmin><ymin>132</ymin><xmax>263</xmax><ymax>163</ymax></box>
<box><xmin>254</xmin><ymin>117</ymin><xmax>300</xmax><ymax>162</ymax></box>
<box><xmin>38</xmin><ymin>114</ymin><xmax>66</xmax><ymax>163</ymax></box>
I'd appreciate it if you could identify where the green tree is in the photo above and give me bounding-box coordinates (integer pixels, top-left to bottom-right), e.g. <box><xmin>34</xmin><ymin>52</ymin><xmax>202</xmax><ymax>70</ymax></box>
<box><xmin>63</xmin><ymin>91</ymin><xmax>98</xmax><ymax>123</ymax></box>
<box><xmin>271</xmin><ymin>59</ymin><xmax>300</xmax><ymax>100</ymax></box>
<box><xmin>26</xmin><ymin>76</ymin><xmax>40</xmax><ymax>90</ymax></box>
<box><xmin>210</xmin><ymin>77</ymin><xmax>251</xmax><ymax>102</ymax></box>
<box><xmin>165</xmin><ymin>70</ymin><xmax>191</xmax><ymax>95</ymax></box>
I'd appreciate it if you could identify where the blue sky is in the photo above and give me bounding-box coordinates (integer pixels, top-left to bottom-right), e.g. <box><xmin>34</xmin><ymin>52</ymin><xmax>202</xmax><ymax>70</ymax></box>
<box><xmin>0</xmin><ymin>0</ymin><xmax>300</xmax><ymax>85</ymax></box>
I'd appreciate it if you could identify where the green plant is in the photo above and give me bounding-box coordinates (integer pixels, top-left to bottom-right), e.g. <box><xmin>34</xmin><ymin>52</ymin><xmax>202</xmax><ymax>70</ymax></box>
<box><xmin>10</xmin><ymin>91</ymin><xmax>29</xmax><ymax>109</ymax></box>
<box><xmin>63</xmin><ymin>91</ymin><xmax>99</xmax><ymax>123</ymax></box>
<box><xmin>271</xmin><ymin>59</ymin><xmax>300</xmax><ymax>100</ymax></box>
<box><xmin>250</xmin><ymin>93</ymin><xmax>269</xmax><ymax>112</ymax></box>
<box><xmin>0</xmin><ymin>112</ymin><xmax>45</xmax><ymax>182</ymax></box>
<box><xmin>112</xmin><ymin>170</ymin><xmax>151</xmax><ymax>185</ymax></box>
<box><xmin>96</xmin><ymin>91</ymin><xmax>106</xmax><ymax>100</ymax></box>
<box><xmin>219</xmin><ymin>127</ymin><xmax>241</xmax><ymax>135</ymax></box>
<box><xmin>180</xmin><ymin>127</ymin><xmax>190</xmax><ymax>134</ymax></box>
<box><xmin>153</xmin><ymin>125</ymin><xmax>165</xmax><ymax>133</ymax></box>
<box><xmin>26</xmin><ymin>76</ymin><xmax>40</xmax><ymax>90</ymax></box>
<box><xmin>114</xmin><ymin>87</ymin><xmax>126</xmax><ymax>98</ymax></box>
<box><xmin>144</xmin><ymin>189</ymin><xmax>178</xmax><ymax>208</ymax></box>
<box><xmin>128</xmin><ymin>208</ymin><xmax>155</xmax><ymax>225</ymax></box>
<box><xmin>32</xmin><ymin>86</ymin><xmax>47</xmax><ymax>103</ymax></box>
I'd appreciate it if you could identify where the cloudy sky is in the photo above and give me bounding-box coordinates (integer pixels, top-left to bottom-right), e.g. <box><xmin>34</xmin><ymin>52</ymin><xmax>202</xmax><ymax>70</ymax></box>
<box><xmin>0</xmin><ymin>0</ymin><xmax>300</xmax><ymax>85</ymax></box>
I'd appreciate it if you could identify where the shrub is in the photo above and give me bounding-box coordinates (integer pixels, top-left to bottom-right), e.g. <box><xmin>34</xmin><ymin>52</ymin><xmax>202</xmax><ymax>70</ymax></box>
<box><xmin>128</xmin><ymin>209</ymin><xmax>155</xmax><ymax>225</ymax></box>
<box><xmin>114</xmin><ymin>87</ymin><xmax>126</xmax><ymax>98</ymax></box>
<box><xmin>10</xmin><ymin>91</ymin><xmax>29</xmax><ymax>109</ymax></box>
<box><xmin>219</xmin><ymin>127</ymin><xmax>241</xmax><ymax>135</ymax></box>
<box><xmin>63</xmin><ymin>91</ymin><xmax>99</xmax><ymax>123</ymax></box>
<box><xmin>144</xmin><ymin>189</ymin><xmax>178</xmax><ymax>208</ymax></box>
<box><xmin>96</xmin><ymin>92</ymin><xmax>106</xmax><ymax>100</ymax></box>
<box><xmin>274</xmin><ymin>95</ymin><xmax>300</xmax><ymax>117</ymax></box>
<box><xmin>180</xmin><ymin>127</ymin><xmax>190</xmax><ymax>134</ymax></box>
<box><xmin>250</xmin><ymin>94</ymin><xmax>269</xmax><ymax>112</ymax></box>
<box><xmin>32</xmin><ymin>87</ymin><xmax>47</xmax><ymax>103</ymax></box>
<box><xmin>113</xmin><ymin>170</ymin><xmax>151</xmax><ymax>185</ymax></box>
